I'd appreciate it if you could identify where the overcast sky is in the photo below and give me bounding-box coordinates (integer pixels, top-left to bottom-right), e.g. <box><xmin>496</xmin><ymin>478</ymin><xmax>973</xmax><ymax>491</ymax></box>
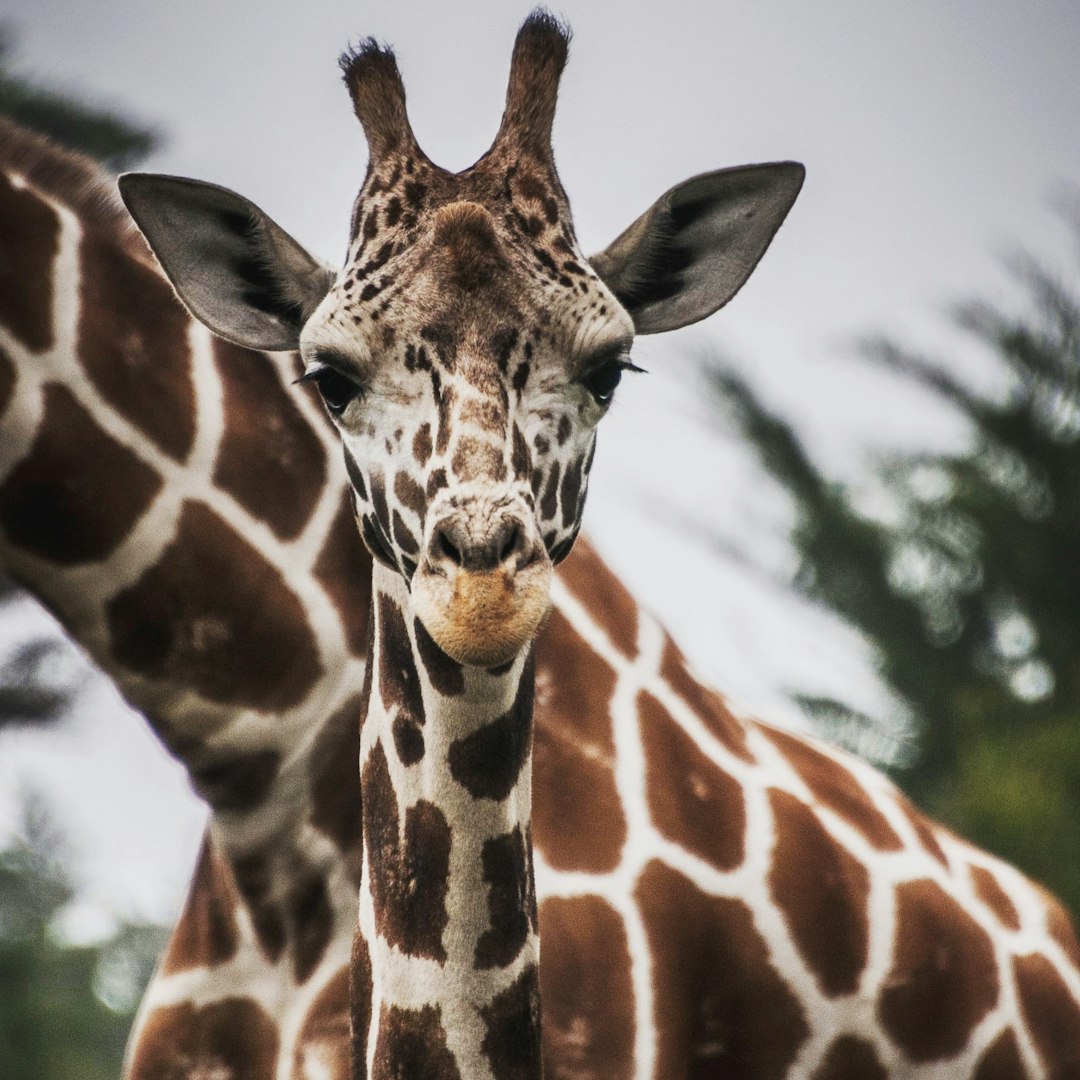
<box><xmin>3</xmin><ymin>0</ymin><xmax>1080</xmax><ymax>925</ymax></box>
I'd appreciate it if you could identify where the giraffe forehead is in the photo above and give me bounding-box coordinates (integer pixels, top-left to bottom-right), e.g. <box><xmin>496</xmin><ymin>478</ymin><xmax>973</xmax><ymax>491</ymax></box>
<box><xmin>307</xmin><ymin>156</ymin><xmax>632</xmax><ymax>372</ymax></box>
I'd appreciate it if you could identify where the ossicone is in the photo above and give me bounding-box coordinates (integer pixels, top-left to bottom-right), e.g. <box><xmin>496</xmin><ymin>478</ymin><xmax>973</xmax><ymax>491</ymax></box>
<box><xmin>488</xmin><ymin>8</ymin><xmax>572</xmax><ymax>162</ymax></box>
<box><xmin>339</xmin><ymin>38</ymin><xmax>421</xmax><ymax>162</ymax></box>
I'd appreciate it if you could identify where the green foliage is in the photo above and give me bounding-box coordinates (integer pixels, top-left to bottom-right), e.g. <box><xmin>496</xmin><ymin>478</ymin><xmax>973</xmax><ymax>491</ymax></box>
<box><xmin>705</xmin><ymin>215</ymin><xmax>1080</xmax><ymax>917</ymax></box>
<box><xmin>0</xmin><ymin>27</ymin><xmax>159</xmax><ymax>170</ymax></box>
<box><xmin>0</xmin><ymin>795</ymin><xmax>169</xmax><ymax>1080</ymax></box>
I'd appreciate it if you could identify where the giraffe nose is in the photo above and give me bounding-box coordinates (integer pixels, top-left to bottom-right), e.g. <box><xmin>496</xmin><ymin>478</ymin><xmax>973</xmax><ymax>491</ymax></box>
<box><xmin>429</xmin><ymin>513</ymin><xmax>532</xmax><ymax>574</ymax></box>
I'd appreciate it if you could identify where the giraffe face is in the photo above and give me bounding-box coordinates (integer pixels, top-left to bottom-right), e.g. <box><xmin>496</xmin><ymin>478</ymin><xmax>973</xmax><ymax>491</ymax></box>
<box><xmin>296</xmin><ymin>167</ymin><xmax>634</xmax><ymax>665</ymax></box>
<box><xmin>120</xmin><ymin>12</ymin><xmax>804</xmax><ymax>666</ymax></box>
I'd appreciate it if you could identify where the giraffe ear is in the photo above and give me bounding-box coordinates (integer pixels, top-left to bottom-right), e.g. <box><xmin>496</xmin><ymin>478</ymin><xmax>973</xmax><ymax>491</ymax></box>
<box><xmin>118</xmin><ymin>174</ymin><xmax>335</xmax><ymax>352</ymax></box>
<box><xmin>589</xmin><ymin>162</ymin><xmax>804</xmax><ymax>335</ymax></box>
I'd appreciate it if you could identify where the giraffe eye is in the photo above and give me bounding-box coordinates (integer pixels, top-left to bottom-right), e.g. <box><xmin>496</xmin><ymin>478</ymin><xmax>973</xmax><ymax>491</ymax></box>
<box><xmin>298</xmin><ymin>363</ymin><xmax>364</xmax><ymax>417</ymax></box>
<box><xmin>580</xmin><ymin>357</ymin><xmax>643</xmax><ymax>407</ymax></box>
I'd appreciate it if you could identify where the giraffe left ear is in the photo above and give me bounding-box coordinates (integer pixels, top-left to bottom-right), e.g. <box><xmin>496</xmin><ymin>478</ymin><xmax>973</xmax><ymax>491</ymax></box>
<box><xmin>589</xmin><ymin>162</ymin><xmax>804</xmax><ymax>335</ymax></box>
<box><xmin>118</xmin><ymin>174</ymin><xmax>335</xmax><ymax>352</ymax></box>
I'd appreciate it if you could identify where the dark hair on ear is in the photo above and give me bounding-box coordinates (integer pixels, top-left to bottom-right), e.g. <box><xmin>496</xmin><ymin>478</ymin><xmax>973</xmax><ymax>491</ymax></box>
<box><xmin>339</xmin><ymin>38</ymin><xmax>420</xmax><ymax>160</ymax></box>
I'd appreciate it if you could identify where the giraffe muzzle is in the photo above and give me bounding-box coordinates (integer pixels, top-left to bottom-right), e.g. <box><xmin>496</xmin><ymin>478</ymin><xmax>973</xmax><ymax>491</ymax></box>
<box><xmin>411</xmin><ymin>506</ymin><xmax>552</xmax><ymax>667</ymax></box>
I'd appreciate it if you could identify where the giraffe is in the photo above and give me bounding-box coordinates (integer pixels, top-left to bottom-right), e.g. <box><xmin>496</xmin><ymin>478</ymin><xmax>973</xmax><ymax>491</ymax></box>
<box><xmin>112</xmin><ymin>8</ymin><xmax>1080</xmax><ymax>1080</ymax></box>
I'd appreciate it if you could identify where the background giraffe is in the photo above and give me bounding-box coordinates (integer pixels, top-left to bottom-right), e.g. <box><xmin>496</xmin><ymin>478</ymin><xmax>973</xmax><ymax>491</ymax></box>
<box><xmin>1</xmin><ymin>13</ymin><xmax>1079</xmax><ymax>1080</ymax></box>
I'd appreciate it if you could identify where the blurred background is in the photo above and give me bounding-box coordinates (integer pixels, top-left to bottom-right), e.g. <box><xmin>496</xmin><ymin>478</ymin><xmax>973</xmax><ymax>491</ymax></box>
<box><xmin>1</xmin><ymin>1</ymin><xmax>1079</xmax><ymax>1073</ymax></box>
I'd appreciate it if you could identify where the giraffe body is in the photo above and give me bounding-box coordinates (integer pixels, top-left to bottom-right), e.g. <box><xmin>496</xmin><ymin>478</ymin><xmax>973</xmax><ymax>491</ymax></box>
<box><xmin>2</xmin><ymin>12</ymin><xmax>1080</xmax><ymax>1077</ymax></box>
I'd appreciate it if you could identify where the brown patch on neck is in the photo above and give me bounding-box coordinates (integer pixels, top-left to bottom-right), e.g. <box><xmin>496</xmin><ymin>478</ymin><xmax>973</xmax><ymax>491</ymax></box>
<box><xmin>161</xmin><ymin>834</ymin><xmax>240</xmax><ymax>975</ymax></box>
<box><xmin>0</xmin><ymin>118</ymin><xmax>145</xmax><ymax>259</ymax></box>
<box><xmin>880</xmin><ymin>879</ymin><xmax>999</xmax><ymax>1061</ymax></box>
<box><xmin>0</xmin><ymin>168</ymin><xmax>58</xmax><ymax>351</ymax></box>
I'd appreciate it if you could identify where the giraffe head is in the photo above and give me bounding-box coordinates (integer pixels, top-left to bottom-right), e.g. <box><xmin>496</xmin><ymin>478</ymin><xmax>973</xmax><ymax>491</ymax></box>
<box><xmin>120</xmin><ymin>10</ymin><xmax>803</xmax><ymax>668</ymax></box>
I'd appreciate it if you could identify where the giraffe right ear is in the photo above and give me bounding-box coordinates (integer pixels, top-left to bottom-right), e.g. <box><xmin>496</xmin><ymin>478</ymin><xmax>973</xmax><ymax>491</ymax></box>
<box><xmin>118</xmin><ymin>174</ymin><xmax>335</xmax><ymax>352</ymax></box>
<box><xmin>589</xmin><ymin>162</ymin><xmax>805</xmax><ymax>335</ymax></box>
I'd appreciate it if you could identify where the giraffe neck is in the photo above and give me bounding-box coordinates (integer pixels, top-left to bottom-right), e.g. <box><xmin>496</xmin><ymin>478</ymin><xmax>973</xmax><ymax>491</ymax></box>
<box><xmin>356</xmin><ymin>560</ymin><xmax>541</xmax><ymax>1080</ymax></box>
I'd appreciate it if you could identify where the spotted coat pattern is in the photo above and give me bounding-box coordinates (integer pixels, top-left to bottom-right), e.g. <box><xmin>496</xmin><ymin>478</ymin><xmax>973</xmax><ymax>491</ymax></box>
<box><xmin>1</xmin><ymin>47</ymin><xmax>1079</xmax><ymax>1080</ymax></box>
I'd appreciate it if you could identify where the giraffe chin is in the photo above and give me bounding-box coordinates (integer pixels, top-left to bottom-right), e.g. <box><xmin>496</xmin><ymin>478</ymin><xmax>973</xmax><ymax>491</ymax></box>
<box><xmin>411</xmin><ymin>562</ymin><xmax>553</xmax><ymax>668</ymax></box>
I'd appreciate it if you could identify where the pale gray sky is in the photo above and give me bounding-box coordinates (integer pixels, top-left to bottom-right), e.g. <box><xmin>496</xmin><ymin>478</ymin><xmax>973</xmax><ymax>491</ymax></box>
<box><xmin>3</xmin><ymin>0</ymin><xmax>1080</xmax><ymax>925</ymax></box>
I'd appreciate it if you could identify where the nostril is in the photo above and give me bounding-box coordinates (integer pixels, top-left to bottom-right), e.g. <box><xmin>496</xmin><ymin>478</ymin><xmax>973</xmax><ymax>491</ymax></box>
<box><xmin>436</xmin><ymin>527</ymin><xmax>463</xmax><ymax>567</ymax></box>
<box><xmin>499</xmin><ymin>522</ymin><xmax>522</xmax><ymax>565</ymax></box>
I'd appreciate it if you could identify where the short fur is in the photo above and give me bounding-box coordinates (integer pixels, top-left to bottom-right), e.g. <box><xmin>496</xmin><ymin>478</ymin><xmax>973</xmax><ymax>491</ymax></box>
<box><xmin>0</xmin><ymin>118</ymin><xmax>146</xmax><ymax>259</ymax></box>
<box><xmin>492</xmin><ymin>9</ymin><xmax>571</xmax><ymax>159</ymax></box>
<box><xmin>339</xmin><ymin>39</ymin><xmax>420</xmax><ymax>161</ymax></box>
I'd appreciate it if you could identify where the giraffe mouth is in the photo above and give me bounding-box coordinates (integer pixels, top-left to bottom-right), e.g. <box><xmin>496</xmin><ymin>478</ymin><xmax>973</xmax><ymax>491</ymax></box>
<box><xmin>411</xmin><ymin>560</ymin><xmax>553</xmax><ymax>667</ymax></box>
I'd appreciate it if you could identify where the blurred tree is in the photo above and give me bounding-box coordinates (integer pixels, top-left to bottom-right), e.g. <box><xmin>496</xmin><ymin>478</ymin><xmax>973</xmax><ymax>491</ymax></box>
<box><xmin>0</xmin><ymin>793</ymin><xmax>169</xmax><ymax>1080</ymax></box>
<box><xmin>0</xmin><ymin>25</ymin><xmax>159</xmax><ymax>170</ymax></box>
<box><xmin>704</xmin><ymin>213</ymin><xmax>1080</xmax><ymax>917</ymax></box>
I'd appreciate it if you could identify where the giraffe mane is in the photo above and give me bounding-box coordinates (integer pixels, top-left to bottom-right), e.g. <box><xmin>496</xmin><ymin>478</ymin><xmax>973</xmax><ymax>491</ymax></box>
<box><xmin>0</xmin><ymin>117</ymin><xmax>147</xmax><ymax>259</ymax></box>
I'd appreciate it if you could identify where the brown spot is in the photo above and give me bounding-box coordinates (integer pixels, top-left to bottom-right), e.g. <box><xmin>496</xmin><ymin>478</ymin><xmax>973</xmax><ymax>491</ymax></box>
<box><xmin>351</xmin><ymin>932</ymin><xmax>373</xmax><ymax>1073</ymax></box>
<box><xmin>289</xmin><ymin>871</ymin><xmax>334</xmax><ymax>984</ymax></box>
<box><xmin>557</xmin><ymin>540</ymin><xmax>638</xmax><ymax>657</ymax></box>
<box><xmin>126</xmin><ymin>997</ymin><xmax>279</xmax><ymax>1080</ymax></box>
<box><xmin>0</xmin><ymin>383</ymin><xmax>162</xmax><ymax>564</ymax></box>
<box><xmin>451</xmin><ymin>435</ymin><xmax>505</xmax><ymax>482</ymax></box>
<box><xmin>373</xmin><ymin>1004</ymin><xmax>461</xmax><ymax>1080</ymax></box>
<box><xmin>661</xmin><ymin>633</ymin><xmax>753</xmax><ymax>762</ymax></box>
<box><xmin>768</xmin><ymin>789</ymin><xmax>870</xmax><ymax>997</ymax></box>
<box><xmin>0</xmin><ymin>345</ymin><xmax>13</xmax><ymax>417</ymax></box>
<box><xmin>232</xmin><ymin>849</ymin><xmax>286</xmax><ymax>962</ymax></box>
<box><xmin>378</xmin><ymin>592</ymin><xmax>425</xmax><ymax>727</ymax></box>
<box><xmin>970</xmin><ymin>864</ymin><xmax>1021</xmax><ymax>931</ymax></box>
<box><xmin>0</xmin><ymin>171</ymin><xmax>57</xmax><ymax>351</ymax></box>
<box><xmin>413</xmin><ymin>422</ymin><xmax>433</xmax><ymax>465</ymax></box>
<box><xmin>426</xmin><ymin>466</ymin><xmax>448</xmax><ymax>501</ymax></box>
<box><xmin>1013</xmin><ymin>952</ymin><xmax>1080</xmax><ymax>1079</ymax></box>
<box><xmin>460</xmin><ymin>396</ymin><xmax>506</xmax><ymax>433</ymax></box>
<box><xmin>392</xmin><ymin>714</ymin><xmax>425</xmax><ymax>764</ymax></box>
<box><xmin>879</xmin><ymin>878</ymin><xmax>999</xmax><ymax>1061</ymax></box>
<box><xmin>973</xmin><ymin>1029</ymin><xmax>1027</xmax><ymax>1080</ymax></box>
<box><xmin>480</xmin><ymin>965</ymin><xmax>542</xmax><ymax>1080</ymax></box>
<box><xmin>391</xmin><ymin>510</ymin><xmax>419</xmax><ymax>556</ymax></box>
<box><xmin>78</xmin><ymin>229</ymin><xmax>196</xmax><ymax>461</ymax></box>
<box><xmin>414</xmin><ymin>617</ymin><xmax>465</xmax><ymax>696</ymax></box>
<box><xmin>1037</xmin><ymin>884</ymin><xmax>1080</xmax><ymax>968</ymax></box>
<box><xmin>436</xmin><ymin>382</ymin><xmax>455</xmax><ymax>453</ymax></box>
<box><xmin>559</xmin><ymin>457</ymin><xmax>581</xmax><ymax>528</ymax></box>
<box><xmin>362</xmin><ymin>742</ymin><xmax>450</xmax><ymax>959</ymax></box>
<box><xmin>763</xmin><ymin>726</ymin><xmax>903</xmax><ymax>850</ymax></box>
<box><xmin>901</xmin><ymin>800</ymin><xmax>950</xmax><ymax>866</ymax></box>
<box><xmin>511</xmin><ymin>423</ymin><xmax>530</xmax><ymax>480</ymax></box>
<box><xmin>476</xmin><ymin>825</ymin><xmax>534</xmax><ymax>969</ymax></box>
<box><xmin>369</xmin><ymin>470</ymin><xmax>392</xmax><ymax>542</ymax></box>
<box><xmin>556</xmin><ymin>414</ymin><xmax>572</xmax><ymax>446</ymax></box>
<box><xmin>448</xmin><ymin>662</ymin><xmax>533</xmax><ymax>800</ymax></box>
<box><xmin>540</xmin><ymin>461</ymin><xmax>560</xmax><ymax>520</ymax></box>
<box><xmin>394</xmin><ymin>470</ymin><xmax>426</xmax><ymax>519</ymax></box>
<box><xmin>108</xmin><ymin>500</ymin><xmax>322</xmax><ymax>710</ymax></box>
<box><xmin>293</xmin><ymin>965</ymin><xmax>351</xmax><ymax>1080</ymax></box>
<box><xmin>161</xmin><ymin>835</ymin><xmax>240</xmax><ymax>974</ymax></box>
<box><xmin>636</xmin><ymin>860</ymin><xmax>809</xmax><ymax>1079</ymax></box>
<box><xmin>532</xmin><ymin>609</ymin><xmax>625</xmax><ymax>872</ymax></box>
<box><xmin>188</xmin><ymin>746</ymin><xmax>281</xmax><ymax>814</ymax></box>
<box><xmin>638</xmin><ymin>690</ymin><xmax>745</xmax><ymax>871</ymax></box>
<box><xmin>539</xmin><ymin>896</ymin><xmax>634</xmax><ymax>1079</ymax></box>
<box><xmin>308</xmin><ymin>693</ymin><xmax>364</xmax><ymax>882</ymax></box>
<box><xmin>313</xmin><ymin>491</ymin><xmax>372</xmax><ymax>658</ymax></box>
<box><xmin>811</xmin><ymin>1036</ymin><xmax>886</xmax><ymax>1080</ymax></box>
